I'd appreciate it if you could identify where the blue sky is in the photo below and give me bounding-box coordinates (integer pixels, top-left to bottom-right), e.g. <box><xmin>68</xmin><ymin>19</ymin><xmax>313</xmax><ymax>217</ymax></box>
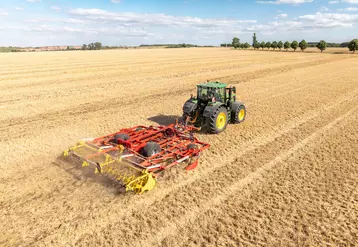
<box><xmin>0</xmin><ymin>0</ymin><xmax>358</xmax><ymax>46</ymax></box>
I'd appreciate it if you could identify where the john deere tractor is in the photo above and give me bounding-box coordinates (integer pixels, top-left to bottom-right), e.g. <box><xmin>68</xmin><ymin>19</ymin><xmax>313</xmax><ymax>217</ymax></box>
<box><xmin>182</xmin><ymin>81</ymin><xmax>246</xmax><ymax>134</ymax></box>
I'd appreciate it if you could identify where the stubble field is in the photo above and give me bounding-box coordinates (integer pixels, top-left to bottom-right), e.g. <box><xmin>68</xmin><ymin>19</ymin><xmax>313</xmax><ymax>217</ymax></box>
<box><xmin>0</xmin><ymin>48</ymin><xmax>357</xmax><ymax>247</ymax></box>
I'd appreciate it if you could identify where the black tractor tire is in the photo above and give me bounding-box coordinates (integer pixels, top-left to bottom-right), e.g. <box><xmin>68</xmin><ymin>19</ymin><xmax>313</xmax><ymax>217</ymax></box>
<box><xmin>142</xmin><ymin>142</ymin><xmax>161</xmax><ymax>157</ymax></box>
<box><xmin>208</xmin><ymin>107</ymin><xmax>228</xmax><ymax>134</ymax></box>
<box><xmin>114</xmin><ymin>133</ymin><xmax>130</xmax><ymax>144</ymax></box>
<box><xmin>231</xmin><ymin>103</ymin><xmax>246</xmax><ymax>124</ymax></box>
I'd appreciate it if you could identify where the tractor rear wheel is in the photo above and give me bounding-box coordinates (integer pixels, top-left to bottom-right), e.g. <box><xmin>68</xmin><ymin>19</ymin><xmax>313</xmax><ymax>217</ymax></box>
<box><xmin>208</xmin><ymin>107</ymin><xmax>228</xmax><ymax>134</ymax></box>
<box><xmin>231</xmin><ymin>104</ymin><xmax>246</xmax><ymax>124</ymax></box>
<box><xmin>142</xmin><ymin>142</ymin><xmax>161</xmax><ymax>157</ymax></box>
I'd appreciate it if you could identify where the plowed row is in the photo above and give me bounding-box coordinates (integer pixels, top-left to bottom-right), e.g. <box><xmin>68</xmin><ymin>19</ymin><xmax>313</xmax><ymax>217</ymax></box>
<box><xmin>0</xmin><ymin>48</ymin><xmax>357</xmax><ymax>247</ymax></box>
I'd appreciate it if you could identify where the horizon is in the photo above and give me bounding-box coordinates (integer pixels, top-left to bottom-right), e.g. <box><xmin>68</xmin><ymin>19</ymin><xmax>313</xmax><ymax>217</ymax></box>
<box><xmin>1</xmin><ymin>0</ymin><xmax>358</xmax><ymax>47</ymax></box>
<box><xmin>0</xmin><ymin>40</ymin><xmax>353</xmax><ymax>48</ymax></box>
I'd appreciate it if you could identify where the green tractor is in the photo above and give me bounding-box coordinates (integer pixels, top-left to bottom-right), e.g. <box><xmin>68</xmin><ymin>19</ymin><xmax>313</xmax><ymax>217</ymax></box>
<box><xmin>182</xmin><ymin>81</ymin><xmax>246</xmax><ymax>134</ymax></box>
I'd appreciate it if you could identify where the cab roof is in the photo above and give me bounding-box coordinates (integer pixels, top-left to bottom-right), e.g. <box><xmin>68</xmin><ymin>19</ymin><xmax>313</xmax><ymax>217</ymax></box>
<box><xmin>197</xmin><ymin>81</ymin><xmax>227</xmax><ymax>88</ymax></box>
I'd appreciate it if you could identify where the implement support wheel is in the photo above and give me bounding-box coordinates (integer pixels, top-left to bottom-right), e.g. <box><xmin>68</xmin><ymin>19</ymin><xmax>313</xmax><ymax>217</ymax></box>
<box><xmin>114</xmin><ymin>133</ymin><xmax>130</xmax><ymax>144</ymax></box>
<box><xmin>142</xmin><ymin>142</ymin><xmax>161</xmax><ymax>157</ymax></box>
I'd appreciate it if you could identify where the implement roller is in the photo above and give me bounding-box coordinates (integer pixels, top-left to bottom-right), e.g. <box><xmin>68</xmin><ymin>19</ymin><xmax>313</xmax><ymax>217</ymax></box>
<box><xmin>63</xmin><ymin>124</ymin><xmax>209</xmax><ymax>194</ymax></box>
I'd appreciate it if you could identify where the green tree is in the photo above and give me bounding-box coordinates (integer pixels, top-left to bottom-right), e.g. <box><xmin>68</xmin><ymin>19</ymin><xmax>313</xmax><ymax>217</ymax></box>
<box><xmin>88</xmin><ymin>43</ymin><xmax>94</xmax><ymax>50</ymax></box>
<box><xmin>94</xmin><ymin>42</ymin><xmax>102</xmax><ymax>50</ymax></box>
<box><xmin>277</xmin><ymin>41</ymin><xmax>283</xmax><ymax>51</ymax></box>
<box><xmin>271</xmin><ymin>41</ymin><xmax>278</xmax><ymax>50</ymax></box>
<box><xmin>260</xmin><ymin>41</ymin><xmax>266</xmax><ymax>50</ymax></box>
<box><xmin>252</xmin><ymin>33</ymin><xmax>257</xmax><ymax>47</ymax></box>
<box><xmin>254</xmin><ymin>41</ymin><xmax>260</xmax><ymax>50</ymax></box>
<box><xmin>291</xmin><ymin>40</ymin><xmax>298</xmax><ymax>51</ymax></box>
<box><xmin>299</xmin><ymin>39</ymin><xmax>308</xmax><ymax>52</ymax></box>
<box><xmin>81</xmin><ymin>44</ymin><xmax>87</xmax><ymax>50</ymax></box>
<box><xmin>266</xmin><ymin>41</ymin><xmax>272</xmax><ymax>50</ymax></box>
<box><xmin>348</xmin><ymin>39</ymin><xmax>358</xmax><ymax>54</ymax></box>
<box><xmin>232</xmin><ymin>37</ymin><xmax>240</xmax><ymax>49</ymax></box>
<box><xmin>244</xmin><ymin>42</ymin><xmax>250</xmax><ymax>49</ymax></box>
<box><xmin>284</xmin><ymin>41</ymin><xmax>291</xmax><ymax>51</ymax></box>
<box><xmin>240</xmin><ymin>43</ymin><xmax>245</xmax><ymax>49</ymax></box>
<box><xmin>316</xmin><ymin>40</ymin><xmax>327</xmax><ymax>53</ymax></box>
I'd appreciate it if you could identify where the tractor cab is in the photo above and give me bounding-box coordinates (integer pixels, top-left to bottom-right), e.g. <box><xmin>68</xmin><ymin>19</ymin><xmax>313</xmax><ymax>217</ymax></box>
<box><xmin>197</xmin><ymin>81</ymin><xmax>226</xmax><ymax>103</ymax></box>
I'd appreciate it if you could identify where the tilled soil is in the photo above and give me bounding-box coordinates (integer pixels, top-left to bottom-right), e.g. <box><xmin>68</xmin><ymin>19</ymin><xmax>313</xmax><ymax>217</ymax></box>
<box><xmin>0</xmin><ymin>48</ymin><xmax>357</xmax><ymax>247</ymax></box>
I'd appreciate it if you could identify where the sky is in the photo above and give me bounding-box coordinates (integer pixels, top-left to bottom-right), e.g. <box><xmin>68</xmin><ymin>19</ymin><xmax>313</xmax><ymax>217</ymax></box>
<box><xmin>0</xmin><ymin>0</ymin><xmax>358</xmax><ymax>46</ymax></box>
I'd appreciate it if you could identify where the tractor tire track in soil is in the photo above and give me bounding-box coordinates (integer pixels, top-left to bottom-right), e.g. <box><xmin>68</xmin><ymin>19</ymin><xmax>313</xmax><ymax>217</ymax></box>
<box><xmin>1</xmin><ymin>48</ymin><xmax>357</xmax><ymax>247</ymax></box>
<box><xmin>0</xmin><ymin>65</ymin><xmax>352</xmax><ymax>199</ymax></box>
<box><xmin>148</xmin><ymin>101</ymin><xmax>358</xmax><ymax>247</ymax></box>
<box><xmin>28</xmin><ymin>76</ymin><xmax>358</xmax><ymax>246</ymax></box>
<box><xmin>2</xmin><ymin>57</ymin><xmax>352</xmax><ymax>180</ymax></box>
<box><xmin>68</xmin><ymin>89</ymin><xmax>358</xmax><ymax>247</ymax></box>
<box><xmin>160</xmin><ymin>106</ymin><xmax>358</xmax><ymax>247</ymax></box>
<box><xmin>0</xmin><ymin>58</ymin><xmax>351</xmax><ymax>140</ymax></box>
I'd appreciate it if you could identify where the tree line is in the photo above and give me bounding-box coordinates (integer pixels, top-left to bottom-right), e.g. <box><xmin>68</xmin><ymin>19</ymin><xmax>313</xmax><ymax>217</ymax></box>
<box><xmin>81</xmin><ymin>42</ymin><xmax>103</xmax><ymax>50</ymax></box>
<box><xmin>222</xmin><ymin>33</ymin><xmax>358</xmax><ymax>54</ymax></box>
<box><xmin>252</xmin><ymin>39</ymin><xmax>357</xmax><ymax>53</ymax></box>
<box><xmin>140</xmin><ymin>44</ymin><xmax>214</xmax><ymax>48</ymax></box>
<box><xmin>221</xmin><ymin>37</ymin><xmax>251</xmax><ymax>49</ymax></box>
<box><xmin>253</xmin><ymin>39</ymin><xmax>313</xmax><ymax>52</ymax></box>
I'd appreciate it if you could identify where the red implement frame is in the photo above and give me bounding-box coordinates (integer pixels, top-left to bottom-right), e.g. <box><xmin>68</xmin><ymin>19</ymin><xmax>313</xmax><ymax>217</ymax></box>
<box><xmin>70</xmin><ymin>124</ymin><xmax>210</xmax><ymax>177</ymax></box>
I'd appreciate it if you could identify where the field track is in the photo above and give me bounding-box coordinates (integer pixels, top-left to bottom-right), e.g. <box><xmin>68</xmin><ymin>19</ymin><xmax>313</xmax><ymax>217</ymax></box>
<box><xmin>1</xmin><ymin>48</ymin><xmax>357</xmax><ymax>247</ymax></box>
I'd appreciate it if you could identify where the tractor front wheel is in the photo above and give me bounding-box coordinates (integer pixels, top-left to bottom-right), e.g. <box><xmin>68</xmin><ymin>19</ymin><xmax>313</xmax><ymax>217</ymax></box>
<box><xmin>208</xmin><ymin>107</ymin><xmax>228</xmax><ymax>134</ymax></box>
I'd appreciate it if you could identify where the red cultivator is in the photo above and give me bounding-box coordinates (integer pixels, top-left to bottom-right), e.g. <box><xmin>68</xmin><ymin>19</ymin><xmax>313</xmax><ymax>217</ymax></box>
<box><xmin>64</xmin><ymin>124</ymin><xmax>209</xmax><ymax>194</ymax></box>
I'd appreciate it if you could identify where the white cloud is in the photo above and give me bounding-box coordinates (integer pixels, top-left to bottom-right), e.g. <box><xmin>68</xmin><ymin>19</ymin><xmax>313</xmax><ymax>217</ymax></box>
<box><xmin>15</xmin><ymin>7</ymin><xmax>24</xmax><ymax>11</ymax></box>
<box><xmin>246</xmin><ymin>11</ymin><xmax>358</xmax><ymax>35</ymax></box>
<box><xmin>2</xmin><ymin>25</ymin><xmax>153</xmax><ymax>38</ymax></box>
<box><xmin>26</xmin><ymin>0</ymin><xmax>41</xmax><ymax>2</ymax></box>
<box><xmin>275</xmin><ymin>13</ymin><xmax>288</xmax><ymax>19</ymax></box>
<box><xmin>320</xmin><ymin>6</ymin><xmax>330</xmax><ymax>12</ymax></box>
<box><xmin>65</xmin><ymin>18</ymin><xmax>87</xmax><ymax>24</ymax></box>
<box><xmin>328</xmin><ymin>0</ymin><xmax>339</xmax><ymax>3</ymax></box>
<box><xmin>245</xmin><ymin>19</ymin><xmax>349</xmax><ymax>35</ymax></box>
<box><xmin>298</xmin><ymin>12</ymin><xmax>358</xmax><ymax>28</ymax></box>
<box><xmin>256</xmin><ymin>0</ymin><xmax>313</xmax><ymax>4</ymax></box>
<box><xmin>4</xmin><ymin>6</ymin><xmax>358</xmax><ymax>46</ymax></box>
<box><xmin>25</xmin><ymin>18</ymin><xmax>87</xmax><ymax>24</ymax></box>
<box><xmin>20</xmin><ymin>26</ymin><xmax>85</xmax><ymax>33</ymax></box>
<box><xmin>343</xmin><ymin>0</ymin><xmax>358</xmax><ymax>3</ymax></box>
<box><xmin>0</xmin><ymin>10</ymin><xmax>8</xmax><ymax>16</ymax></box>
<box><xmin>68</xmin><ymin>8</ymin><xmax>257</xmax><ymax>28</ymax></box>
<box><xmin>3</xmin><ymin>8</ymin><xmax>258</xmax><ymax>45</ymax></box>
<box><xmin>111</xmin><ymin>0</ymin><xmax>121</xmax><ymax>3</ymax></box>
<box><xmin>340</xmin><ymin>7</ymin><xmax>358</xmax><ymax>11</ymax></box>
<box><xmin>19</xmin><ymin>8</ymin><xmax>357</xmax><ymax>41</ymax></box>
<box><xmin>278</xmin><ymin>13</ymin><xmax>288</xmax><ymax>17</ymax></box>
<box><xmin>50</xmin><ymin>6</ymin><xmax>61</xmax><ymax>12</ymax></box>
